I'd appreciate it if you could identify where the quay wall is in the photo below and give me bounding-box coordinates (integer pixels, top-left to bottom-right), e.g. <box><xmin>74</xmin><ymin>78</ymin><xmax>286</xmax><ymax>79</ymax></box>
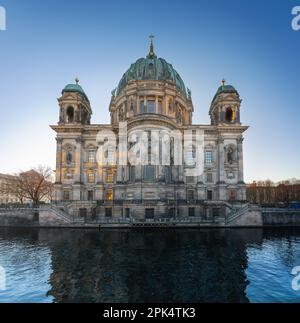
<box><xmin>262</xmin><ymin>210</ymin><xmax>300</xmax><ymax>226</ymax></box>
<box><xmin>0</xmin><ymin>210</ymin><xmax>39</xmax><ymax>227</ymax></box>
<box><xmin>1</xmin><ymin>207</ymin><xmax>300</xmax><ymax>228</ymax></box>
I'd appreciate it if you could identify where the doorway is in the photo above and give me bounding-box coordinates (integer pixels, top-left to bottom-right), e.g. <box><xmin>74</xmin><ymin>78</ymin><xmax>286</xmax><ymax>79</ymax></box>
<box><xmin>145</xmin><ymin>208</ymin><xmax>155</xmax><ymax>219</ymax></box>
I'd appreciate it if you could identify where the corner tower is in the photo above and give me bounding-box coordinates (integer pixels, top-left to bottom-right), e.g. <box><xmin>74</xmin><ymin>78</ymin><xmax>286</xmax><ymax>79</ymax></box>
<box><xmin>58</xmin><ymin>79</ymin><xmax>92</xmax><ymax>125</ymax></box>
<box><xmin>209</xmin><ymin>79</ymin><xmax>242</xmax><ymax>126</ymax></box>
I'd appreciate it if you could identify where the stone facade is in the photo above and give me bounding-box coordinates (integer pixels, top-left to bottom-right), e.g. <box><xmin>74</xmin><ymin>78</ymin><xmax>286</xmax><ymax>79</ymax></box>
<box><xmin>0</xmin><ymin>174</ymin><xmax>20</xmax><ymax>204</ymax></box>
<box><xmin>51</xmin><ymin>40</ymin><xmax>248</xmax><ymax>220</ymax></box>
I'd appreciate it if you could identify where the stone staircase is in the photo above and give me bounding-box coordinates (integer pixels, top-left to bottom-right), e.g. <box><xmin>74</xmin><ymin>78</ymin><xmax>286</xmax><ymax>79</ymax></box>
<box><xmin>226</xmin><ymin>204</ymin><xmax>250</xmax><ymax>224</ymax></box>
<box><xmin>225</xmin><ymin>203</ymin><xmax>262</xmax><ymax>226</ymax></box>
<box><xmin>39</xmin><ymin>204</ymin><xmax>73</xmax><ymax>225</ymax></box>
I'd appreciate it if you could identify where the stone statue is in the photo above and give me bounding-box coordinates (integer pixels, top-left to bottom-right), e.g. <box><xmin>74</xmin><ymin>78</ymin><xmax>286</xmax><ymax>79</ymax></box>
<box><xmin>227</xmin><ymin>147</ymin><xmax>234</xmax><ymax>164</ymax></box>
<box><xmin>119</xmin><ymin>109</ymin><xmax>124</xmax><ymax>121</ymax></box>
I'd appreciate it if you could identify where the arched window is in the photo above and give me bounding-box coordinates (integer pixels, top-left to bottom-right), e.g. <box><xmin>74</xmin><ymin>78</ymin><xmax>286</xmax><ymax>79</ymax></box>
<box><xmin>147</xmin><ymin>100</ymin><xmax>155</xmax><ymax>113</ymax></box>
<box><xmin>66</xmin><ymin>106</ymin><xmax>74</xmax><ymax>123</ymax></box>
<box><xmin>225</xmin><ymin>107</ymin><xmax>233</xmax><ymax>122</ymax></box>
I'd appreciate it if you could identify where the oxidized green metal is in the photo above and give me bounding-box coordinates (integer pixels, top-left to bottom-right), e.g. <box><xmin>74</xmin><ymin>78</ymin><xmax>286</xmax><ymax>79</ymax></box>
<box><xmin>116</xmin><ymin>56</ymin><xmax>188</xmax><ymax>97</ymax></box>
<box><xmin>62</xmin><ymin>84</ymin><xmax>90</xmax><ymax>103</ymax></box>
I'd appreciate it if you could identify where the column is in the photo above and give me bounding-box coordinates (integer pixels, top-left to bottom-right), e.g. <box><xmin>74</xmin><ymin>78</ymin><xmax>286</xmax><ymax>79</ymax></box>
<box><xmin>74</xmin><ymin>138</ymin><xmax>83</xmax><ymax>184</ymax></box>
<box><xmin>164</xmin><ymin>96</ymin><xmax>168</xmax><ymax>115</ymax></box>
<box><xmin>55</xmin><ymin>138</ymin><xmax>63</xmax><ymax>183</ymax></box>
<box><xmin>144</xmin><ymin>96</ymin><xmax>147</xmax><ymax>113</ymax></box>
<box><xmin>155</xmin><ymin>96</ymin><xmax>159</xmax><ymax>114</ymax></box>
<box><xmin>137</xmin><ymin>96</ymin><xmax>141</xmax><ymax>114</ymax></box>
<box><xmin>237</xmin><ymin>137</ymin><xmax>244</xmax><ymax>183</ymax></box>
<box><xmin>217</xmin><ymin>138</ymin><xmax>225</xmax><ymax>183</ymax></box>
<box><xmin>117</xmin><ymin>166</ymin><xmax>123</xmax><ymax>183</ymax></box>
<box><xmin>217</xmin><ymin>137</ymin><xmax>227</xmax><ymax>201</ymax></box>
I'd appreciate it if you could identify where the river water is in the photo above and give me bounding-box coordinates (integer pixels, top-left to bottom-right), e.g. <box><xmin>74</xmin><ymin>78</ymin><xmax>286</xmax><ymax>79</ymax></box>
<box><xmin>0</xmin><ymin>227</ymin><xmax>299</xmax><ymax>303</ymax></box>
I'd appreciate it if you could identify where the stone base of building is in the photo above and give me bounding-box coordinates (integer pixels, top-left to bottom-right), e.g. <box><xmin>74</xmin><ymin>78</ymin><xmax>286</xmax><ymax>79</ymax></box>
<box><xmin>3</xmin><ymin>204</ymin><xmax>300</xmax><ymax>228</ymax></box>
<box><xmin>48</xmin><ymin>200</ymin><xmax>255</xmax><ymax>226</ymax></box>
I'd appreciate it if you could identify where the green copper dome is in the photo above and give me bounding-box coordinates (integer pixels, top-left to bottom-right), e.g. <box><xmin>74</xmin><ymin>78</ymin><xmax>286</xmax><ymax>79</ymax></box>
<box><xmin>116</xmin><ymin>37</ymin><xmax>188</xmax><ymax>97</ymax></box>
<box><xmin>116</xmin><ymin>57</ymin><xmax>187</xmax><ymax>97</ymax></box>
<box><xmin>212</xmin><ymin>83</ymin><xmax>239</xmax><ymax>102</ymax></box>
<box><xmin>216</xmin><ymin>84</ymin><xmax>238</xmax><ymax>95</ymax></box>
<box><xmin>62</xmin><ymin>82</ymin><xmax>90</xmax><ymax>102</ymax></box>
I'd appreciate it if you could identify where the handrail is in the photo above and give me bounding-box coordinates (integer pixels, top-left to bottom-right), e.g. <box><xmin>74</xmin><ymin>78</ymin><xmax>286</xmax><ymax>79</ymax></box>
<box><xmin>47</xmin><ymin>205</ymin><xmax>73</xmax><ymax>223</ymax></box>
<box><xmin>226</xmin><ymin>204</ymin><xmax>250</xmax><ymax>224</ymax></box>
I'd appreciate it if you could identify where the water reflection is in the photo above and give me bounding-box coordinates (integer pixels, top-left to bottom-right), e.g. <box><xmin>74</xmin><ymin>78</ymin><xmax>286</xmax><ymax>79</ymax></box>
<box><xmin>0</xmin><ymin>228</ymin><xmax>300</xmax><ymax>303</ymax></box>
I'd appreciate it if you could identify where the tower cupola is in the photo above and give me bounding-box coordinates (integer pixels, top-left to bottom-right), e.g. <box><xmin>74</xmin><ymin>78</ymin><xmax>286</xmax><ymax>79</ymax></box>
<box><xmin>58</xmin><ymin>79</ymin><xmax>92</xmax><ymax>125</ymax></box>
<box><xmin>209</xmin><ymin>79</ymin><xmax>242</xmax><ymax>126</ymax></box>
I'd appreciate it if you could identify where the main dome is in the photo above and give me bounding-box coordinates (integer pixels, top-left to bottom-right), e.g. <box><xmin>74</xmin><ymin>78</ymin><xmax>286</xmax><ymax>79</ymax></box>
<box><xmin>116</xmin><ymin>38</ymin><xmax>188</xmax><ymax>97</ymax></box>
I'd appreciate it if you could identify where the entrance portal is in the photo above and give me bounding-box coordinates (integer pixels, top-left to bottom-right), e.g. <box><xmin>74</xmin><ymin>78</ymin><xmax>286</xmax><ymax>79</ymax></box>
<box><xmin>145</xmin><ymin>208</ymin><xmax>155</xmax><ymax>219</ymax></box>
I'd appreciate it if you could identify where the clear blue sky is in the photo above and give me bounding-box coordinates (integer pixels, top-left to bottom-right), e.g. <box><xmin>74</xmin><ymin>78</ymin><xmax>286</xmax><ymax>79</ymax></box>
<box><xmin>0</xmin><ymin>0</ymin><xmax>299</xmax><ymax>182</ymax></box>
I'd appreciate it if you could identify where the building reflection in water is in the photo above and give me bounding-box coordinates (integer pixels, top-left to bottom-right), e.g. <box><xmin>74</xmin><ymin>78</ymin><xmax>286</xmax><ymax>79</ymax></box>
<box><xmin>36</xmin><ymin>229</ymin><xmax>264</xmax><ymax>303</ymax></box>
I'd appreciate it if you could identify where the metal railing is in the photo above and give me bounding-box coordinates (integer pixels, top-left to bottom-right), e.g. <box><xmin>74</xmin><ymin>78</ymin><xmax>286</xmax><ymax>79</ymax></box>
<box><xmin>87</xmin><ymin>216</ymin><xmax>224</xmax><ymax>225</ymax></box>
<box><xmin>52</xmin><ymin>199</ymin><xmax>236</xmax><ymax>206</ymax></box>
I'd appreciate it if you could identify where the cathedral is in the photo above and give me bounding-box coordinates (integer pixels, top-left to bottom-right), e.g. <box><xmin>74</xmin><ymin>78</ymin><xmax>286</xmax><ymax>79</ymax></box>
<box><xmin>51</xmin><ymin>37</ymin><xmax>248</xmax><ymax>221</ymax></box>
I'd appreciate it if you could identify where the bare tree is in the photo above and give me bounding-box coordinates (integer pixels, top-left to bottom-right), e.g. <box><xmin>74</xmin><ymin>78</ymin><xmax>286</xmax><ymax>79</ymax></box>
<box><xmin>1</xmin><ymin>166</ymin><xmax>54</xmax><ymax>205</ymax></box>
<box><xmin>247</xmin><ymin>179</ymin><xmax>300</xmax><ymax>205</ymax></box>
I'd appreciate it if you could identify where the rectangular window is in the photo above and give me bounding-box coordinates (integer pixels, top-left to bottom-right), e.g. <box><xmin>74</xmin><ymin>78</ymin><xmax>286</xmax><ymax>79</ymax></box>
<box><xmin>125</xmin><ymin>208</ymin><xmax>130</xmax><ymax>218</ymax></box>
<box><xmin>147</xmin><ymin>100</ymin><xmax>156</xmax><ymax>113</ymax></box>
<box><xmin>187</xmin><ymin>190</ymin><xmax>195</xmax><ymax>200</ymax></box>
<box><xmin>189</xmin><ymin>207</ymin><xmax>195</xmax><ymax>217</ymax></box>
<box><xmin>186</xmin><ymin>146</ymin><xmax>196</xmax><ymax>166</ymax></box>
<box><xmin>105</xmin><ymin>208</ymin><xmax>112</xmax><ymax>218</ymax></box>
<box><xmin>88</xmin><ymin>150</ymin><xmax>96</xmax><ymax>163</ymax></box>
<box><xmin>205</xmin><ymin>151</ymin><xmax>213</xmax><ymax>165</ymax></box>
<box><xmin>106</xmin><ymin>171</ymin><xmax>114</xmax><ymax>183</ymax></box>
<box><xmin>88</xmin><ymin>190</ymin><xmax>94</xmax><ymax>201</ymax></box>
<box><xmin>63</xmin><ymin>191</ymin><xmax>70</xmax><ymax>201</ymax></box>
<box><xmin>88</xmin><ymin>173</ymin><xmax>95</xmax><ymax>183</ymax></box>
<box><xmin>207</xmin><ymin>190</ymin><xmax>213</xmax><ymax>201</ymax></box>
<box><xmin>206</xmin><ymin>173</ymin><xmax>213</xmax><ymax>183</ymax></box>
<box><xmin>145</xmin><ymin>208</ymin><xmax>155</xmax><ymax>219</ymax></box>
<box><xmin>106</xmin><ymin>189</ymin><xmax>113</xmax><ymax>201</ymax></box>
<box><xmin>105</xmin><ymin>149</ymin><xmax>115</xmax><ymax>165</ymax></box>
<box><xmin>229</xmin><ymin>190</ymin><xmax>237</xmax><ymax>201</ymax></box>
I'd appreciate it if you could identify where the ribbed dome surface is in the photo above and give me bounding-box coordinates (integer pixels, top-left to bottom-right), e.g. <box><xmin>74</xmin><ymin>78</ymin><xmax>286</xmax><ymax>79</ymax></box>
<box><xmin>116</xmin><ymin>56</ymin><xmax>187</xmax><ymax>97</ymax></box>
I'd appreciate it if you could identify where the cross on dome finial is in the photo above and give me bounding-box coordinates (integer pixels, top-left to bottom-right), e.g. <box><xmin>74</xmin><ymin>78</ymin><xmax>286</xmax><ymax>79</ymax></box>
<box><xmin>75</xmin><ymin>77</ymin><xmax>80</xmax><ymax>85</ymax></box>
<box><xmin>147</xmin><ymin>34</ymin><xmax>157</xmax><ymax>59</ymax></box>
<box><xmin>222</xmin><ymin>78</ymin><xmax>226</xmax><ymax>86</ymax></box>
